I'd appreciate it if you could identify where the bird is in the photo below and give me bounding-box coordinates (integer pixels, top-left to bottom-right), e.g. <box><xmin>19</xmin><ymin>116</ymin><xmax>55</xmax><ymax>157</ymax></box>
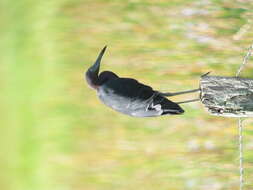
<box><xmin>85</xmin><ymin>46</ymin><xmax>199</xmax><ymax>117</ymax></box>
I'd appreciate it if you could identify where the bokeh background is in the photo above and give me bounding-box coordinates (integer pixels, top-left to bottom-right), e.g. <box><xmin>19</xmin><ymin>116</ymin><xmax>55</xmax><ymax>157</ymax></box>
<box><xmin>1</xmin><ymin>0</ymin><xmax>253</xmax><ymax>190</ymax></box>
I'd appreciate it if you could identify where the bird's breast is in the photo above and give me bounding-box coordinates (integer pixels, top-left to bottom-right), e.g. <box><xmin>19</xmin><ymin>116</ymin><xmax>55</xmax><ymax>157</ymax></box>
<box><xmin>98</xmin><ymin>87</ymin><xmax>132</xmax><ymax>108</ymax></box>
<box><xmin>97</xmin><ymin>81</ymin><xmax>148</xmax><ymax>115</ymax></box>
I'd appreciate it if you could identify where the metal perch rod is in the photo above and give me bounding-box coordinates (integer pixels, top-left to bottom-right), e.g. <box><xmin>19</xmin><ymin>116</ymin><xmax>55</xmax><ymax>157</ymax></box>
<box><xmin>161</xmin><ymin>88</ymin><xmax>200</xmax><ymax>97</ymax></box>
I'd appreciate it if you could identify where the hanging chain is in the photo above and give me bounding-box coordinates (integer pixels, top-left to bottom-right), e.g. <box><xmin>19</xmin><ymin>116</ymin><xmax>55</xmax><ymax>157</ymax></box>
<box><xmin>236</xmin><ymin>44</ymin><xmax>253</xmax><ymax>77</ymax></box>
<box><xmin>235</xmin><ymin>44</ymin><xmax>253</xmax><ymax>190</ymax></box>
<box><xmin>238</xmin><ymin>118</ymin><xmax>244</xmax><ymax>190</ymax></box>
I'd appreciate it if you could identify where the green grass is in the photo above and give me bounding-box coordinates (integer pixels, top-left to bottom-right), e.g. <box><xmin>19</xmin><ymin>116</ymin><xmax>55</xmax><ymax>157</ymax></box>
<box><xmin>1</xmin><ymin>0</ymin><xmax>253</xmax><ymax>190</ymax></box>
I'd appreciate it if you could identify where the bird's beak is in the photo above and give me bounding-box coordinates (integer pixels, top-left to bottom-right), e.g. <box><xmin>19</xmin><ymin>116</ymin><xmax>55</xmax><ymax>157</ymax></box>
<box><xmin>85</xmin><ymin>46</ymin><xmax>107</xmax><ymax>89</ymax></box>
<box><xmin>88</xmin><ymin>45</ymin><xmax>107</xmax><ymax>75</ymax></box>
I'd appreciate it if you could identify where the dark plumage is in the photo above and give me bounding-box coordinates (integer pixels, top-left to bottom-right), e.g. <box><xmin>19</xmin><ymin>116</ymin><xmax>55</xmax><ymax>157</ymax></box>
<box><xmin>85</xmin><ymin>46</ymin><xmax>199</xmax><ymax>117</ymax></box>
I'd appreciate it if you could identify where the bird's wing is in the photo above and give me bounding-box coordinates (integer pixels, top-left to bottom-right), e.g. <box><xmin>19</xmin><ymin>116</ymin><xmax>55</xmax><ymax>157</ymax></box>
<box><xmin>98</xmin><ymin>77</ymin><xmax>152</xmax><ymax>109</ymax></box>
<box><xmin>98</xmin><ymin>78</ymin><xmax>183</xmax><ymax>117</ymax></box>
<box><xmin>129</xmin><ymin>92</ymin><xmax>184</xmax><ymax>117</ymax></box>
<box><xmin>100</xmin><ymin>77</ymin><xmax>153</xmax><ymax>99</ymax></box>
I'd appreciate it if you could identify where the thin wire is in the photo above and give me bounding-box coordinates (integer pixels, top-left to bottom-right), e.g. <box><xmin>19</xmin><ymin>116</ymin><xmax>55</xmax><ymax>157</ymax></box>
<box><xmin>238</xmin><ymin>118</ymin><xmax>244</xmax><ymax>190</ymax></box>
<box><xmin>236</xmin><ymin>44</ymin><xmax>253</xmax><ymax>77</ymax></box>
<box><xmin>176</xmin><ymin>98</ymin><xmax>200</xmax><ymax>104</ymax></box>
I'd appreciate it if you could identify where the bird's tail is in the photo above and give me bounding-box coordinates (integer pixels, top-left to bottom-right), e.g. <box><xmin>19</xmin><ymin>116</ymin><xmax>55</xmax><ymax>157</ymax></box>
<box><xmin>154</xmin><ymin>96</ymin><xmax>184</xmax><ymax>115</ymax></box>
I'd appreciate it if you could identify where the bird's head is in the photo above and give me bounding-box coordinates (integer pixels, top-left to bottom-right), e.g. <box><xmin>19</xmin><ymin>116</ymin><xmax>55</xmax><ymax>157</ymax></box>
<box><xmin>85</xmin><ymin>46</ymin><xmax>107</xmax><ymax>89</ymax></box>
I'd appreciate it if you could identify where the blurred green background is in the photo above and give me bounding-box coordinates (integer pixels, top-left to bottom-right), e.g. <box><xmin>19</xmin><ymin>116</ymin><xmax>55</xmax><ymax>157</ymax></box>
<box><xmin>1</xmin><ymin>0</ymin><xmax>253</xmax><ymax>190</ymax></box>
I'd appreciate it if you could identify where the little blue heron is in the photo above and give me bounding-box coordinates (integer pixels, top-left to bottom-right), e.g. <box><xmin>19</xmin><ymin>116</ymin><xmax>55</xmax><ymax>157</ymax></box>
<box><xmin>85</xmin><ymin>46</ymin><xmax>199</xmax><ymax>117</ymax></box>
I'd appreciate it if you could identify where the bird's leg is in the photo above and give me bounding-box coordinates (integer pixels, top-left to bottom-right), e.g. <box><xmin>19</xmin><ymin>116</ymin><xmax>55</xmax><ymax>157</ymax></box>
<box><xmin>176</xmin><ymin>98</ymin><xmax>200</xmax><ymax>104</ymax></box>
<box><xmin>160</xmin><ymin>88</ymin><xmax>200</xmax><ymax>97</ymax></box>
